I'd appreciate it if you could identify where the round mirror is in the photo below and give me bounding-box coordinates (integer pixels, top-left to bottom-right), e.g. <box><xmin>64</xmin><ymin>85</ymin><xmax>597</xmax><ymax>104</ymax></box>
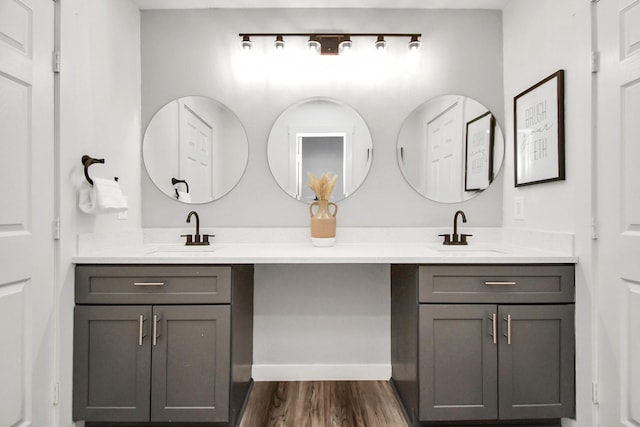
<box><xmin>267</xmin><ymin>97</ymin><xmax>373</xmax><ymax>203</ymax></box>
<box><xmin>143</xmin><ymin>96</ymin><xmax>249</xmax><ymax>204</ymax></box>
<box><xmin>397</xmin><ymin>95</ymin><xmax>504</xmax><ymax>203</ymax></box>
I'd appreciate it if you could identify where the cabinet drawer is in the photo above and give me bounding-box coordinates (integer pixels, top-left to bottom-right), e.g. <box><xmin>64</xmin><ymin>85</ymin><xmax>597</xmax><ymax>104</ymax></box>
<box><xmin>75</xmin><ymin>265</ymin><xmax>231</xmax><ymax>304</ymax></box>
<box><xmin>418</xmin><ymin>264</ymin><xmax>574</xmax><ymax>303</ymax></box>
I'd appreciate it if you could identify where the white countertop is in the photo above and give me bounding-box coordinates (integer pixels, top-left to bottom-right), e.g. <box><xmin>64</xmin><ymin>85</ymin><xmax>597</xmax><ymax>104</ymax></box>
<box><xmin>72</xmin><ymin>227</ymin><xmax>578</xmax><ymax>264</ymax></box>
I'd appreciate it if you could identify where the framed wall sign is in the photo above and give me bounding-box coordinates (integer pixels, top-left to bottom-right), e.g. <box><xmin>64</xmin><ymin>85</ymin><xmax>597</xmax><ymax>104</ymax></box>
<box><xmin>465</xmin><ymin>111</ymin><xmax>495</xmax><ymax>192</ymax></box>
<box><xmin>514</xmin><ymin>70</ymin><xmax>565</xmax><ymax>186</ymax></box>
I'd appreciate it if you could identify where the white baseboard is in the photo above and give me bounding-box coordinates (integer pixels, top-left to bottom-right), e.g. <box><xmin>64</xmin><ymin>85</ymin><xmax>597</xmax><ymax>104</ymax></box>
<box><xmin>251</xmin><ymin>364</ymin><xmax>391</xmax><ymax>381</ymax></box>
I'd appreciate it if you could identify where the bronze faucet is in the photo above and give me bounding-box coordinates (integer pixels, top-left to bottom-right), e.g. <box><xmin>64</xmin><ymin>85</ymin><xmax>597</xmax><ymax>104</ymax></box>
<box><xmin>182</xmin><ymin>211</ymin><xmax>213</xmax><ymax>245</ymax></box>
<box><xmin>439</xmin><ymin>210</ymin><xmax>472</xmax><ymax>245</ymax></box>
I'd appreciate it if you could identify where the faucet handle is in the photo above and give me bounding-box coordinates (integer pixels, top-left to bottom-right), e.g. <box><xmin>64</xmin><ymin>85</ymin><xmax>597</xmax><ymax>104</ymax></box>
<box><xmin>202</xmin><ymin>234</ymin><xmax>215</xmax><ymax>245</ymax></box>
<box><xmin>460</xmin><ymin>233</ymin><xmax>473</xmax><ymax>244</ymax></box>
<box><xmin>438</xmin><ymin>233</ymin><xmax>452</xmax><ymax>245</ymax></box>
<box><xmin>180</xmin><ymin>234</ymin><xmax>193</xmax><ymax>245</ymax></box>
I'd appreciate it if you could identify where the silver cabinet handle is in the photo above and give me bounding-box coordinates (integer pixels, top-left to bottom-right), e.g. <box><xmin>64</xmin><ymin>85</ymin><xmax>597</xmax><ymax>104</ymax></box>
<box><xmin>134</xmin><ymin>282</ymin><xmax>165</xmax><ymax>287</ymax></box>
<box><xmin>484</xmin><ymin>281</ymin><xmax>517</xmax><ymax>286</ymax></box>
<box><xmin>153</xmin><ymin>315</ymin><xmax>159</xmax><ymax>346</ymax></box>
<box><xmin>138</xmin><ymin>315</ymin><xmax>145</xmax><ymax>346</ymax></box>
<box><xmin>504</xmin><ymin>314</ymin><xmax>512</xmax><ymax>344</ymax></box>
<box><xmin>491</xmin><ymin>313</ymin><xmax>497</xmax><ymax>345</ymax></box>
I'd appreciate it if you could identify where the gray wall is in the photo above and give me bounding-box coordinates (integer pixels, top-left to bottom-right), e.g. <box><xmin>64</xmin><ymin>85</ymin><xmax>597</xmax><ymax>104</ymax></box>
<box><xmin>141</xmin><ymin>8</ymin><xmax>504</xmax><ymax>227</ymax></box>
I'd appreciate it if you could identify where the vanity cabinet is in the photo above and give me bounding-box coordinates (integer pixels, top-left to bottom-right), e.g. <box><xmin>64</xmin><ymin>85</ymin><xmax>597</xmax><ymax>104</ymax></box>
<box><xmin>391</xmin><ymin>264</ymin><xmax>575</xmax><ymax>426</ymax></box>
<box><xmin>73</xmin><ymin>264</ymin><xmax>253</xmax><ymax>426</ymax></box>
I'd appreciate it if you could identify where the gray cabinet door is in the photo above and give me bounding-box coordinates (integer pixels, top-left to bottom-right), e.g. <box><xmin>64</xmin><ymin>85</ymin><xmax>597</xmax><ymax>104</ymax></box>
<box><xmin>498</xmin><ymin>305</ymin><xmax>575</xmax><ymax>419</ymax></box>
<box><xmin>151</xmin><ymin>305</ymin><xmax>231</xmax><ymax>422</ymax></box>
<box><xmin>419</xmin><ymin>304</ymin><xmax>498</xmax><ymax>421</ymax></box>
<box><xmin>73</xmin><ymin>305</ymin><xmax>152</xmax><ymax>422</ymax></box>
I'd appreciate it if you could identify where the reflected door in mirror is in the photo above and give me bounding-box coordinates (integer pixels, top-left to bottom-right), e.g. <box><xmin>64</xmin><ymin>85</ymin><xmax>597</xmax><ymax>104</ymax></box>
<box><xmin>425</xmin><ymin>97</ymin><xmax>464</xmax><ymax>203</ymax></box>
<box><xmin>180</xmin><ymin>101</ymin><xmax>214</xmax><ymax>201</ymax></box>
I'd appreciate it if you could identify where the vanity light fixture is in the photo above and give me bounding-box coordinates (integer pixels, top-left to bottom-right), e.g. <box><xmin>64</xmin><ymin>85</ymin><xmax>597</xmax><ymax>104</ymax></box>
<box><xmin>239</xmin><ymin>33</ymin><xmax>422</xmax><ymax>55</ymax></box>
<box><xmin>273</xmin><ymin>35</ymin><xmax>285</xmax><ymax>51</ymax></box>
<box><xmin>240</xmin><ymin>35</ymin><xmax>253</xmax><ymax>50</ymax></box>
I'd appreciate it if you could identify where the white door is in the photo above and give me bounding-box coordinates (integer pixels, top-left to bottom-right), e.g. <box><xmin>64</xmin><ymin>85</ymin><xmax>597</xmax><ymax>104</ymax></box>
<box><xmin>0</xmin><ymin>0</ymin><xmax>55</xmax><ymax>426</ymax></box>
<box><xmin>179</xmin><ymin>101</ymin><xmax>213</xmax><ymax>202</ymax></box>
<box><xmin>424</xmin><ymin>96</ymin><xmax>463</xmax><ymax>203</ymax></box>
<box><xmin>595</xmin><ymin>0</ymin><xmax>640</xmax><ymax>425</ymax></box>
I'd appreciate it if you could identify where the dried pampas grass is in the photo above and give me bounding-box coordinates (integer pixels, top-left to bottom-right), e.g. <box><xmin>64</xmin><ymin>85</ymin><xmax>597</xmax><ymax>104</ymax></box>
<box><xmin>307</xmin><ymin>172</ymin><xmax>338</xmax><ymax>201</ymax></box>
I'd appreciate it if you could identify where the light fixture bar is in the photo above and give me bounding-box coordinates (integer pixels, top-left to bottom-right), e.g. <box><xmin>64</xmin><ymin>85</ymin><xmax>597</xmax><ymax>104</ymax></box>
<box><xmin>239</xmin><ymin>33</ymin><xmax>421</xmax><ymax>38</ymax></box>
<box><xmin>239</xmin><ymin>33</ymin><xmax>422</xmax><ymax>55</ymax></box>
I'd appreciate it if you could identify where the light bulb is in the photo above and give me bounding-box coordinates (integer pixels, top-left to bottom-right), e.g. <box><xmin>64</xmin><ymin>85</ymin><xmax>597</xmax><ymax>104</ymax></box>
<box><xmin>274</xmin><ymin>35</ymin><xmax>285</xmax><ymax>51</ymax></box>
<box><xmin>240</xmin><ymin>35</ymin><xmax>253</xmax><ymax>50</ymax></box>
<box><xmin>307</xmin><ymin>36</ymin><xmax>321</xmax><ymax>54</ymax></box>
<box><xmin>339</xmin><ymin>37</ymin><xmax>352</xmax><ymax>54</ymax></box>
<box><xmin>408</xmin><ymin>35</ymin><xmax>421</xmax><ymax>51</ymax></box>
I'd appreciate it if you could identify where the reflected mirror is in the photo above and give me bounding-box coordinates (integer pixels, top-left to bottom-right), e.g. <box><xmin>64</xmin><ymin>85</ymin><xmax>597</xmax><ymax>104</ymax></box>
<box><xmin>397</xmin><ymin>95</ymin><xmax>504</xmax><ymax>203</ymax></box>
<box><xmin>267</xmin><ymin>97</ymin><xmax>373</xmax><ymax>203</ymax></box>
<box><xmin>143</xmin><ymin>96</ymin><xmax>249</xmax><ymax>204</ymax></box>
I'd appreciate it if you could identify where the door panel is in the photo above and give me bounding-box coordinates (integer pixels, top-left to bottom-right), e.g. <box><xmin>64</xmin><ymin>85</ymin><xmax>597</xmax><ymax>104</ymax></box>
<box><xmin>498</xmin><ymin>305</ymin><xmax>574</xmax><ymax>420</ymax></box>
<box><xmin>0</xmin><ymin>1</ymin><xmax>54</xmax><ymax>426</ymax></box>
<box><xmin>0</xmin><ymin>282</ymin><xmax>26</xmax><ymax>426</ymax></box>
<box><xmin>0</xmin><ymin>0</ymin><xmax>31</xmax><ymax>55</ymax></box>
<box><xmin>180</xmin><ymin>101</ymin><xmax>214</xmax><ymax>201</ymax></box>
<box><xmin>424</xmin><ymin>96</ymin><xmax>463</xmax><ymax>202</ymax></box>
<box><xmin>596</xmin><ymin>0</ymin><xmax>640</xmax><ymax>425</ymax></box>
<box><xmin>621</xmin><ymin>79</ymin><xmax>640</xmax><ymax>229</ymax></box>
<box><xmin>628</xmin><ymin>285</ymin><xmax>640</xmax><ymax>422</ymax></box>
<box><xmin>0</xmin><ymin>73</ymin><xmax>29</xmax><ymax>226</ymax></box>
<box><xmin>151</xmin><ymin>305</ymin><xmax>231</xmax><ymax>422</ymax></box>
<box><xmin>419</xmin><ymin>304</ymin><xmax>498</xmax><ymax>421</ymax></box>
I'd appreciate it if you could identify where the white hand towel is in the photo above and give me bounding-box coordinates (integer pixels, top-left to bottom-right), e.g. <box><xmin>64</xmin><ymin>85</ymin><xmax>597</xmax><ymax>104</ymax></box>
<box><xmin>78</xmin><ymin>178</ymin><xmax>128</xmax><ymax>214</ymax></box>
<box><xmin>176</xmin><ymin>190</ymin><xmax>192</xmax><ymax>203</ymax></box>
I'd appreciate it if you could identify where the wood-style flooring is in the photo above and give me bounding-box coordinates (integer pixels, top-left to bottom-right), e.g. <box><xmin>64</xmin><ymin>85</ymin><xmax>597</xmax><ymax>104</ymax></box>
<box><xmin>238</xmin><ymin>381</ymin><xmax>409</xmax><ymax>427</ymax></box>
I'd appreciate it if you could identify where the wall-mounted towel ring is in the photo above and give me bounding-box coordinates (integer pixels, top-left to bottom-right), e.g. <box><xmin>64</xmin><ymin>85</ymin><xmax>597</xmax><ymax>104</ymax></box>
<box><xmin>172</xmin><ymin>177</ymin><xmax>189</xmax><ymax>199</ymax></box>
<box><xmin>82</xmin><ymin>155</ymin><xmax>118</xmax><ymax>186</ymax></box>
